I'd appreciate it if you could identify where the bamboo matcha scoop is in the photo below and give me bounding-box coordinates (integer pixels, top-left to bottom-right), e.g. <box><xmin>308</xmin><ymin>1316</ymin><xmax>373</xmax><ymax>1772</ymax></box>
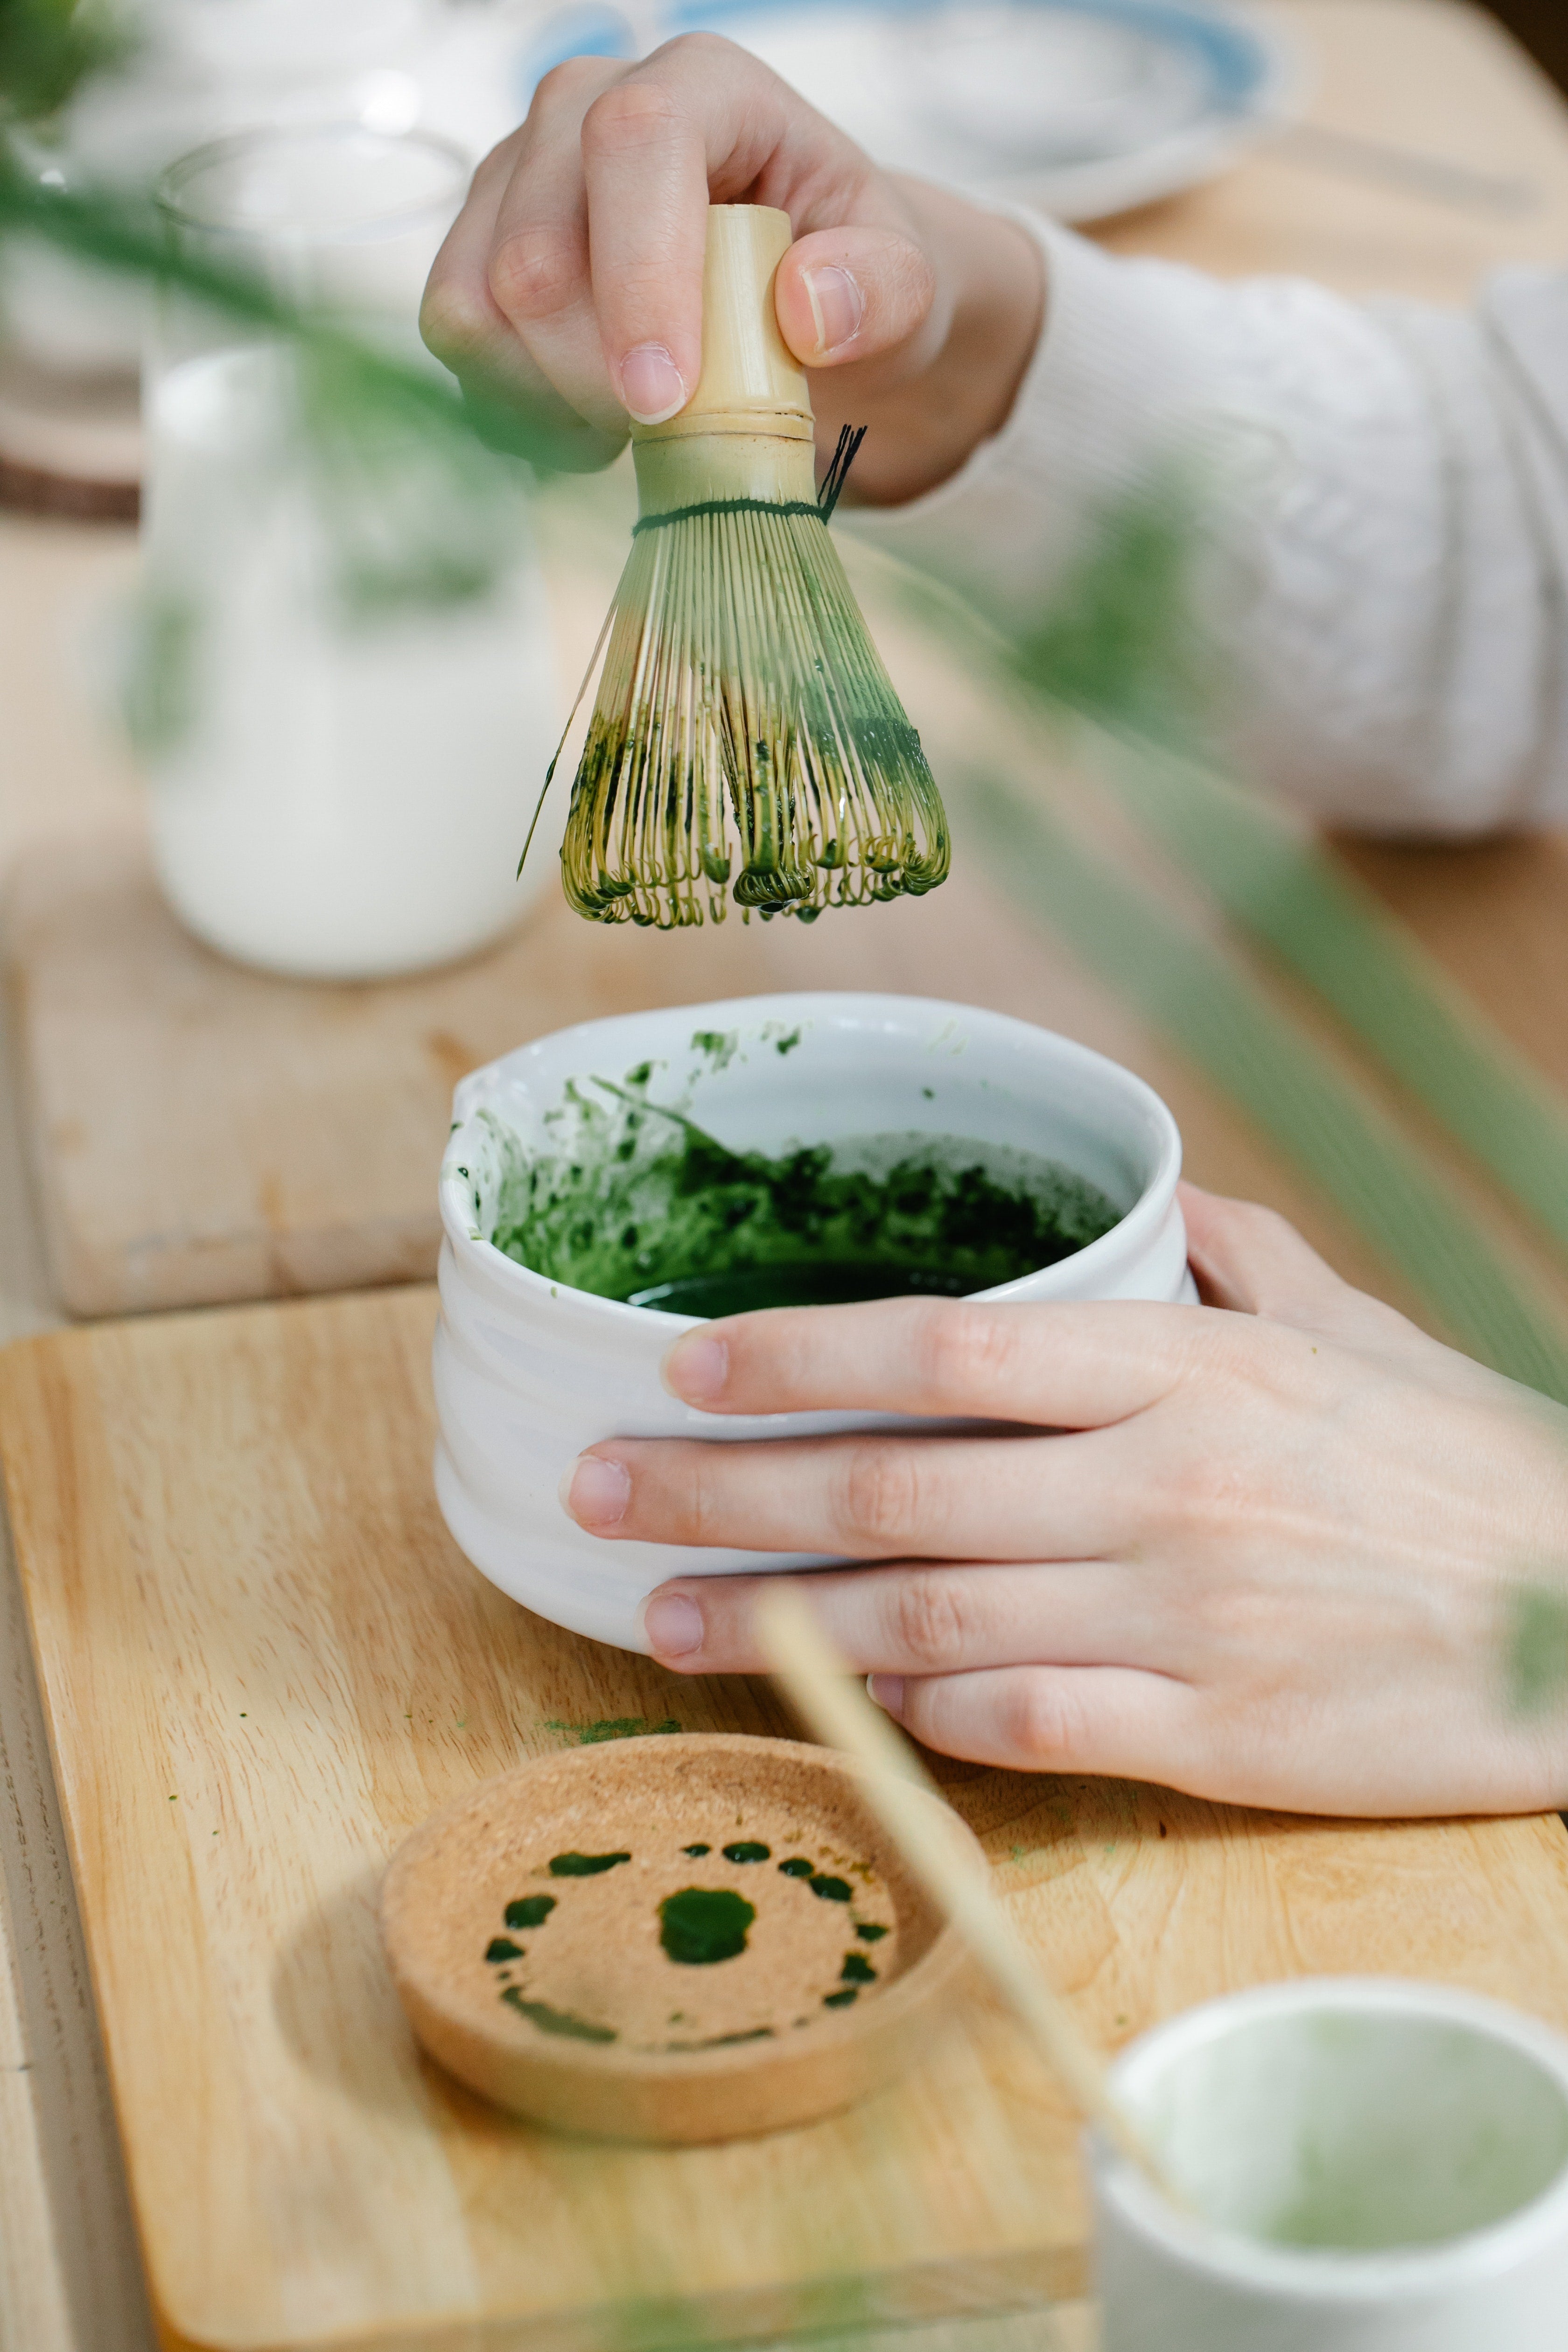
<box><xmin>758</xmin><ymin>1585</ymin><xmax>1182</xmax><ymax>2201</ymax></box>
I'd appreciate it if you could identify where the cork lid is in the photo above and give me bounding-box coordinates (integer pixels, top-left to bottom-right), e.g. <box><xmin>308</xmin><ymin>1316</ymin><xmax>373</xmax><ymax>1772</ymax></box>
<box><xmin>380</xmin><ymin>1733</ymin><xmax>977</xmax><ymax>2143</ymax></box>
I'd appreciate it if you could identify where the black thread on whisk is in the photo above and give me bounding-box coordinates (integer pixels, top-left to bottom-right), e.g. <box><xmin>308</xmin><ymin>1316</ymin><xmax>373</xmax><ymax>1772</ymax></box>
<box><xmin>817</xmin><ymin>424</ymin><xmax>868</xmax><ymax>522</ymax></box>
<box><xmin>632</xmin><ymin>496</ymin><xmax>820</xmax><ymax>537</ymax></box>
<box><xmin>628</xmin><ymin>432</ymin><xmax>868</xmax><ymax>537</ymax></box>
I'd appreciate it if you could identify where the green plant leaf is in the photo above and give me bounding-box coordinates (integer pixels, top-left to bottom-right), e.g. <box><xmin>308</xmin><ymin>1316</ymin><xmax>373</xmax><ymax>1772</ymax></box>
<box><xmin>965</xmin><ymin>769</ymin><xmax>1568</xmax><ymax>1401</ymax></box>
<box><xmin>0</xmin><ymin>0</ymin><xmax>131</xmax><ymax>126</ymax></box>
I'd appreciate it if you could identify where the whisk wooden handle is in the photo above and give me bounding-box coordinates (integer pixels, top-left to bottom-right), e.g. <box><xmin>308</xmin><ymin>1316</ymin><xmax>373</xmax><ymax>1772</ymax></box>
<box><xmin>634</xmin><ymin>204</ymin><xmax>814</xmax><ymax>447</ymax></box>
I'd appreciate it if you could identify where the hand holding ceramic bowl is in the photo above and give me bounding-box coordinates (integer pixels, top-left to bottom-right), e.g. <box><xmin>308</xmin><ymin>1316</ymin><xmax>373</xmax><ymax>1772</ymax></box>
<box><xmin>434</xmin><ymin>992</ymin><xmax>1192</xmax><ymax>1649</ymax></box>
<box><xmin>593</xmin><ymin>1183</ymin><xmax>1568</xmax><ymax>1819</ymax></box>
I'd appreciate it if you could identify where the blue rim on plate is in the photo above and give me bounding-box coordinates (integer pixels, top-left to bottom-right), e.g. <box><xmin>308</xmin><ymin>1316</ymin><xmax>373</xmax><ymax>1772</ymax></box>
<box><xmin>672</xmin><ymin>0</ymin><xmax>1275</xmax><ymax>114</ymax></box>
<box><xmin>516</xmin><ymin>0</ymin><xmax>1298</xmax><ymax>219</ymax></box>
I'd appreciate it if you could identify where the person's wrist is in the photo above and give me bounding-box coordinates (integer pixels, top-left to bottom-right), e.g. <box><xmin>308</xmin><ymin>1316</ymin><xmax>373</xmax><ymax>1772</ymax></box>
<box><xmin>840</xmin><ymin>182</ymin><xmax>1045</xmax><ymax>507</ymax></box>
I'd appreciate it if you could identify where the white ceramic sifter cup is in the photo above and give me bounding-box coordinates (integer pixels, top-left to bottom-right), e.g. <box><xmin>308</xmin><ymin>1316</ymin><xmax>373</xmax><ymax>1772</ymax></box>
<box><xmin>1090</xmin><ymin>1978</ymin><xmax>1568</xmax><ymax>2352</ymax></box>
<box><xmin>433</xmin><ymin>992</ymin><xmax>1197</xmax><ymax>1651</ymax></box>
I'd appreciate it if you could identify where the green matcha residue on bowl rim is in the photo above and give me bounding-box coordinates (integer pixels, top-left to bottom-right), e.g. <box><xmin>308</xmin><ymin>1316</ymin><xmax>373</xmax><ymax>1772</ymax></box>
<box><xmin>485</xmin><ymin>1066</ymin><xmax>1121</xmax><ymax>1317</ymax></box>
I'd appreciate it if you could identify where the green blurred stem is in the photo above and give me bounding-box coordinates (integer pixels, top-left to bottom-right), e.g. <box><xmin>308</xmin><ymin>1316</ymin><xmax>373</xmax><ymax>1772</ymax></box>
<box><xmin>1507</xmin><ymin>1582</ymin><xmax>1568</xmax><ymax>1716</ymax></box>
<box><xmin>968</xmin><ymin>769</ymin><xmax>1568</xmax><ymax>1402</ymax></box>
<box><xmin>903</xmin><ymin>492</ymin><xmax>1568</xmax><ymax>1305</ymax></box>
<box><xmin>0</xmin><ymin>0</ymin><xmax>130</xmax><ymax>126</ymax></box>
<box><xmin>0</xmin><ymin>158</ymin><xmax>546</xmax><ymax>470</ymax></box>
<box><xmin>1099</xmin><ymin>734</ymin><xmax>1568</xmax><ymax>1269</ymax></box>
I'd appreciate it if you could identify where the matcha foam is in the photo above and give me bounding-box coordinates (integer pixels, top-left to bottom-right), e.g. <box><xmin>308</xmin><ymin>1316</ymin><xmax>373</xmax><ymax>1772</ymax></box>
<box><xmin>487</xmin><ymin>1065</ymin><xmax>1120</xmax><ymax>1317</ymax></box>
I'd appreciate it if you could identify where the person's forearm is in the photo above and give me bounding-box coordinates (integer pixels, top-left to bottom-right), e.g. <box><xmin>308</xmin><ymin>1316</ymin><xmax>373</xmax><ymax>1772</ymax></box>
<box><xmin>846</xmin><ymin>221</ymin><xmax>1568</xmax><ymax>836</ymax></box>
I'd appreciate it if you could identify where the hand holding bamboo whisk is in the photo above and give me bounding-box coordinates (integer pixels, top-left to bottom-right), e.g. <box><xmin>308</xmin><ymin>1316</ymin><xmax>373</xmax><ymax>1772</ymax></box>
<box><xmin>535</xmin><ymin>205</ymin><xmax>952</xmax><ymax>930</ymax></box>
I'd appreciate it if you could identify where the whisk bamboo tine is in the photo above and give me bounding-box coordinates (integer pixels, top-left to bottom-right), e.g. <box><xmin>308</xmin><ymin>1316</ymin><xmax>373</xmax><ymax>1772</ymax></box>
<box><xmin>541</xmin><ymin>204</ymin><xmax>950</xmax><ymax>928</ymax></box>
<box><xmin>517</xmin><ymin>596</ymin><xmax>617</xmax><ymax>880</ymax></box>
<box><xmin>756</xmin><ymin>1586</ymin><xmax>1179</xmax><ymax>2201</ymax></box>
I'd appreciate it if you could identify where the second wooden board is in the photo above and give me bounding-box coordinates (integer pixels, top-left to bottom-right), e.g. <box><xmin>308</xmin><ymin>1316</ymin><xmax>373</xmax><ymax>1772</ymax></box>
<box><xmin>0</xmin><ymin>814</ymin><xmax>1309</xmax><ymax>1321</ymax></box>
<box><xmin>4</xmin><ymin>1283</ymin><xmax>1568</xmax><ymax>2352</ymax></box>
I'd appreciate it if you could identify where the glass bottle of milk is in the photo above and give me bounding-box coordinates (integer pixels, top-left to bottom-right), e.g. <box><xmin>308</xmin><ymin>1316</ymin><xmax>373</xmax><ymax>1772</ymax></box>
<box><xmin>140</xmin><ymin>123</ymin><xmax>560</xmax><ymax>980</ymax></box>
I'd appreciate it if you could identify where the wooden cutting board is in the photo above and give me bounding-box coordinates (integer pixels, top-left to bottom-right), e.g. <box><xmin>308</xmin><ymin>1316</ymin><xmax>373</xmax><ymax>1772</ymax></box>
<box><xmin>0</xmin><ymin>798</ymin><xmax>1503</xmax><ymax>1336</ymax></box>
<box><xmin>4</xmin><ymin>1283</ymin><xmax>1568</xmax><ymax>2352</ymax></box>
<box><xmin>0</xmin><ymin>810</ymin><xmax>1326</xmax><ymax>1324</ymax></box>
<box><xmin>0</xmin><ymin>521</ymin><xmax>1522</xmax><ymax>1337</ymax></box>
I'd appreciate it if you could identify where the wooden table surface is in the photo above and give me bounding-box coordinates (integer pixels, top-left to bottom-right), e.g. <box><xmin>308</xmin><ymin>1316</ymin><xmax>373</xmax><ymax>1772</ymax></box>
<box><xmin>7</xmin><ymin>1286</ymin><xmax>1568</xmax><ymax>2352</ymax></box>
<box><xmin>4</xmin><ymin>4</ymin><xmax>1568</xmax><ymax>2347</ymax></box>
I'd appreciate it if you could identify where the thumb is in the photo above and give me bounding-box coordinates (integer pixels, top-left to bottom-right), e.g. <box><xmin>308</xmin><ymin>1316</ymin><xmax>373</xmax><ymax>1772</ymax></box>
<box><xmin>774</xmin><ymin>224</ymin><xmax>939</xmax><ymax>373</ymax></box>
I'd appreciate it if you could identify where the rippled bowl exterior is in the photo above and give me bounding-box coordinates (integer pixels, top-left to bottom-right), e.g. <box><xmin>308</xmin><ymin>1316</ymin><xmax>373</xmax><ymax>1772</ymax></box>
<box><xmin>434</xmin><ymin>991</ymin><xmax>1194</xmax><ymax>1651</ymax></box>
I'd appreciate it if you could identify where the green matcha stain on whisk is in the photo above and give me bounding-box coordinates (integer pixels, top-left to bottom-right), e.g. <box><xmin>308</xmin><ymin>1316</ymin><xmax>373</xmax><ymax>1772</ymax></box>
<box><xmin>521</xmin><ymin>206</ymin><xmax>949</xmax><ymax>931</ymax></box>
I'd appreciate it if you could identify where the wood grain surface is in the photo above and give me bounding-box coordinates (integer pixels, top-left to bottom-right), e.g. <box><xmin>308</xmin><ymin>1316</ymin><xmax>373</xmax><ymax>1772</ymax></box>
<box><xmin>4</xmin><ymin>1283</ymin><xmax>1568</xmax><ymax>2352</ymax></box>
<box><xmin>11</xmin><ymin>0</ymin><xmax>1568</xmax><ymax>1327</ymax></box>
<box><xmin>5</xmin><ymin>7</ymin><xmax>1568</xmax><ymax>2352</ymax></box>
<box><xmin>19</xmin><ymin>662</ymin><xmax>1568</xmax><ymax>1369</ymax></box>
<box><xmin>1</xmin><ymin>777</ymin><xmax>1421</xmax><ymax>1324</ymax></box>
<box><xmin>1103</xmin><ymin>0</ymin><xmax>1568</xmax><ymax>298</ymax></box>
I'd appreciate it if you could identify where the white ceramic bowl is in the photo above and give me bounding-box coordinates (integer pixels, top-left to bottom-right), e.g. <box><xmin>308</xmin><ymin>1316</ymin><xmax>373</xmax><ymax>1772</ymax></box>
<box><xmin>1090</xmin><ymin>1979</ymin><xmax>1568</xmax><ymax>2351</ymax></box>
<box><xmin>433</xmin><ymin>992</ymin><xmax>1195</xmax><ymax>1650</ymax></box>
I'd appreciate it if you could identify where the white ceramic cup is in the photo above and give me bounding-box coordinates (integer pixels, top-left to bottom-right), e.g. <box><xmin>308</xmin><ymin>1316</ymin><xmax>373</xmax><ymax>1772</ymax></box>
<box><xmin>140</xmin><ymin>126</ymin><xmax>559</xmax><ymax>981</ymax></box>
<box><xmin>1090</xmin><ymin>1978</ymin><xmax>1568</xmax><ymax>2352</ymax></box>
<box><xmin>433</xmin><ymin>991</ymin><xmax>1197</xmax><ymax>1651</ymax></box>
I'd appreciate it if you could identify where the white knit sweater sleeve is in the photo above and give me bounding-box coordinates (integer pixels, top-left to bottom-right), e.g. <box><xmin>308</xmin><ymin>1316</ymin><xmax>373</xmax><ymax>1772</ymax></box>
<box><xmin>841</xmin><ymin>218</ymin><xmax>1568</xmax><ymax>837</ymax></box>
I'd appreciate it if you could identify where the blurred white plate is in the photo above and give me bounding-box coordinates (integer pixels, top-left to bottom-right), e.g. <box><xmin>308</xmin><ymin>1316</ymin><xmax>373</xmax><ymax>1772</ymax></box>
<box><xmin>518</xmin><ymin>0</ymin><xmax>1300</xmax><ymax>223</ymax></box>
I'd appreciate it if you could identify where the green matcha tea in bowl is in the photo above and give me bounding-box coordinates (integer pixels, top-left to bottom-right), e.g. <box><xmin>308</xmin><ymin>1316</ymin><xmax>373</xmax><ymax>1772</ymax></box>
<box><xmin>433</xmin><ymin>993</ymin><xmax>1195</xmax><ymax>1649</ymax></box>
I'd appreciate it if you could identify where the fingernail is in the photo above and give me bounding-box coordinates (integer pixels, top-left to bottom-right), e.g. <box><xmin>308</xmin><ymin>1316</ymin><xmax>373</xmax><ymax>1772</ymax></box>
<box><xmin>644</xmin><ymin>1591</ymin><xmax>704</xmax><ymax>1659</ymax></box>
<box><xmin>663</xmin><ymin>1330</ymin><xmax>728</xmax><ymax>1406</ymax></box>
<box><xmin>868</xmin><ymin>1674</ymin><xmax>905</xmax><ymax>1718</ymax></box>
<box><xmin>563</xmin><ymin>1452</ymin><xmax>630</xmax><ymax>1531</ymax></box>
<box><xmin>801</xmin><ymin>264</ymin><xmax>865</xmax><ymax>357</ymax></box>
<box><xmin>619</xmin><ymin>342</ymin><xmax>687</xmax><ymax>424</ymax></box>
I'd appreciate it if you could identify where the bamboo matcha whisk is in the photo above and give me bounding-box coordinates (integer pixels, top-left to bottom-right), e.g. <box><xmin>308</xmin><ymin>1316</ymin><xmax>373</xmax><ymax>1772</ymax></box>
<box><xmin>538</xmin><ymin>205</ymin><xmax>951</xmax><ymax>929</ymax></box>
